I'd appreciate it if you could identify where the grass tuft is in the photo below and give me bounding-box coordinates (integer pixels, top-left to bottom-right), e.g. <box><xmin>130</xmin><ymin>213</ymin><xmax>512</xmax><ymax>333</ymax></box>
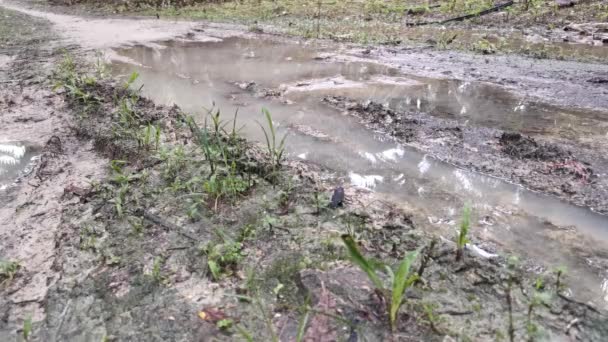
<box><xmin>341</xmin><ymin>234</ymin><xmax>419</xmax><ymax>330</ymax></box>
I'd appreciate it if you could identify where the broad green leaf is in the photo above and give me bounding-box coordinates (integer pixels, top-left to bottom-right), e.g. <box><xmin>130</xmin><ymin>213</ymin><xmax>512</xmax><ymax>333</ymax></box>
<box><xmin>457</xmin><ymin>205</ymin><xmax>471</xmax><ymax>248</ymax></box>
<box><xmin>390</xmin><ymin>249</ymin><xmax>419</xmax><ymax>329</ymax></box>
<box><xmin>125</xmin><ymin>71</ymin><xmax>139</xmax><ymax>89</ymax></box>
<box><xmin>295</xmin><ymin>308</ymin><xmax>310</xmax><ymax>342</ymax></box>
<box><xmin>208</xmin><ymin>260</ymin><xmax>220</xmax><ymax>280</ymax></box>
<box><xmin>23</xmin><ymin>315</ymin><xmax>32</xmax><ymax>340</ymax></box>
<box><xmin>341</xmin><ymin>235</ymin><xmax>383</xmax><ymax>290</ymax></box>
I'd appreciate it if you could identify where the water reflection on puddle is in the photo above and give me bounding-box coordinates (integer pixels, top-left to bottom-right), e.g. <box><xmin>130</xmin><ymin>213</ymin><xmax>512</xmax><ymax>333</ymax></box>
<box><xmin>0</xmin><ymin>141</ymin><xmax>39</xmax><ymax>191</ymax></box>
<box><xmin>111</xmin><ymin>36</ymin><xmax>608</xmax><ymax>308</ymax></box>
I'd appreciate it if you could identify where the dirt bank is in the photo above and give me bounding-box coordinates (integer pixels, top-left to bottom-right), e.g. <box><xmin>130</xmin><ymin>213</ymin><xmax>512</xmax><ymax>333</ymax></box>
<box><xmin>0</xmin><ymin>4</ymin><xmax>111</xmax><ymax>333</ymax></box>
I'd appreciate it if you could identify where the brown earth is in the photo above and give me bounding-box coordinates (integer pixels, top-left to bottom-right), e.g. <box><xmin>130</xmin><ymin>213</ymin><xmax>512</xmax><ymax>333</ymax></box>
<box><xmin>1</xmin><ymin>2</ymin><xmax>608</xmax><ymax>342</ymax></box>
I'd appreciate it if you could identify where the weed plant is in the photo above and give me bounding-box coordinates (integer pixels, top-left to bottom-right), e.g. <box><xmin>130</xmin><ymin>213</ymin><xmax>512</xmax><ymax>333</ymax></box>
<box><xmin>258</xmin><ymin>108</ymin><xmax>287</xmax><ymax>183</ymax></box>
<box><xmin>341</xmin><ymin>234</ymin><xmax>419</xmax><ymax>330</ymax></box>
<box><xmin>456</xmin><ymin>205</ymin><xmax>471</xmax><ymax>261</ymax></box>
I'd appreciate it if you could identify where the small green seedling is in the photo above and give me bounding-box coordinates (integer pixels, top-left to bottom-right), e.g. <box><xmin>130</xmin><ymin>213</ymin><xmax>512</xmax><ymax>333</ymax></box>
<box><xmin>187</xmin><ymin>116</ymin><xmax>217</xmax><ymax>175</ymax></box>
<box><xmin>312</xmin><ymin>188</ymin><xmax>329</xmax><ymax>215</ymax></box>
<box><xmin>124</xmin><ymin>71</ymin><xmax>140</xmax><ymax>90</ymax></box>
<box><xmin>295</xmin><ymin>305</ymin><xmax>310</xmax><ymax>342</ymax></box>
<box><xmin>341</xmin><ymin>235</ymin><xmax>419</xmax><ymax>330</ymax></box>
<box><xmin>388</xmin><ymin>249</ymin><xmax>420</xmax><ymax>330</ymax></box>
<box><xmin>0</xmin><ymin>260</ymin><xmax>20</xmax><ymax>285</ymax></box>
<box><xmin>23</xmin><ymin>315</ymin><xmax>32</xmax><ymax>341</ymax></box>
<box><xmin>202</xmin><ymin>238</ymin><xmax>244</xmax><ymax>281</ymax></box>
<box><xmin>472</xmin><ymin>39</ymin><xmax>496</xmax><ymax>55</ymax></box>
<box><xmin>422</xmin><ymin>302</ymin><xmax>442</xmax><ymax>334</ymax></box>
<box><xmin>150</xmin><ymin>257</ymin><xmax>165</xmax><ymax>284</ymax></box>
<box><xmin>272</xmin><ymin>283</ymin><xmax>284</xmax><ymax>297</ymax></box>
<box><xmin>138</xmin><ymin>123</ymin><xmax>162</xmax><ymax>150</ymax></box>
<box><xmin>217</xmin><ymin>318</ymin><xmax>234</xmax><ymax>330</ymax></box>
<box><xmin>554</xmin><ymin>266</ymin><xmax>567</xmax><ymax>293</ymax></box>
<box><xmin>257</xmin><ymin>108</ymin><xmax>287</xmax><ymax>182</ymax></box>
<box><xmin>527</xmin><ymin>291</ymin><xmax>551</xmax><ymax>340</ymax></box>
<box><xmin>456</xmin><ymin>205</ymin><xmax>471</xmax><ymax>261</ymax></box>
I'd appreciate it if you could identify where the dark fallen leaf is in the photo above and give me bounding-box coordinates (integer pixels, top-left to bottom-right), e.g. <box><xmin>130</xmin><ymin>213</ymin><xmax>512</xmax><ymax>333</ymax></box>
<box><xmin>198</xmin><ymin>307</ymin><xmax>227</xmax><ymax>323</ymax></box>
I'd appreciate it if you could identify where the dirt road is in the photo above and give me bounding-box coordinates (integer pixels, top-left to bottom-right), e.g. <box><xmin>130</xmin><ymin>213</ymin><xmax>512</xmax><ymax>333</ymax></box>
<box><xmin>1</xmin><ymin>0</ymin><xmax>608</xmax><ymax>341</ymax></box>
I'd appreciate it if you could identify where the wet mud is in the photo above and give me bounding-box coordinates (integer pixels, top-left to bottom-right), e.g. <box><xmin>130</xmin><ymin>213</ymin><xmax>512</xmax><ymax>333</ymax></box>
<box><xmin>2</xmin><ymin>1</ymin><xmax>608</xmax><ymax>341</ymax></box>
<box><xmin>109</xmin><ymin>34</ymin><xmax>608</xmax><ymax>309</ymax></box>
<box><xmin>323</xmin><ymin>96</ymin><xmax>608</xmax><ymax>215</ymax></box>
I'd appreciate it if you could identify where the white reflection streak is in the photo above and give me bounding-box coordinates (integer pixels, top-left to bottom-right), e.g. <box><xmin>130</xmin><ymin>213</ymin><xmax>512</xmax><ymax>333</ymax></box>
<box><xmin>0</xmin><ymin>144</ymin><xmax>26</xmax><ymax>158</ymax></box>
<box><xmin>453</xmin><ymin>169</ymin><xmax>481</xmax><ymax>197</ymax></box>
<box><xmin>380</xmin><ymin>148</ymin><xmax>404</xmax><ymax>162</ymax></box>
<box><xmin>418</xmin><ymin>155</ymin><xmax>430</xmax><ymax>175</ymax></box>
<box><xmin>349</xmin><ymin>172</ymin><xmax>383</xmax><ymax>189</ymax></box>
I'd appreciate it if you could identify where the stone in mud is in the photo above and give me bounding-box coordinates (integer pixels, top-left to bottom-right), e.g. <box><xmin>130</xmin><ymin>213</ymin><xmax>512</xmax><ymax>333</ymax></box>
<box><xmin>498</xmin><ymin>132</ymin><xmax>565</xmax><ymax>160</ymax></box>
<box><xmin>588</xmin><ymin>77</ymin><xmax>608</xmax><ymax>84</ymax></box>
<box><xmin>329</xmin><ymin>186</ymin><xmax>344</xmax><ymax>209</ymax></box>
<box><xmin>555</xmin><ymin>0</ymin><xmax>577</xmax><ymax>8</ymax></box>
<box><xmin>313</xmin><ymin>53</ymin><xmax>333</xmax><ymax>60</ymax></box>
<box><xmin>236</xmin><ymin>81</ymin><xmax>257</xmax><ymax>91</ymax></box>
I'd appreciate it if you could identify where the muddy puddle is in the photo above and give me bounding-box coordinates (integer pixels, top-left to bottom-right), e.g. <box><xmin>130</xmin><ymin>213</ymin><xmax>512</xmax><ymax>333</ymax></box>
<box><xmin>0</xmin><ymin>141</ymin><xmax>38</xmax><ymax>192</ymax></box>
<box><xmin>110</xmin><ymin>36</ymin><xmax>608</xmax><ymax>308</ymax></box>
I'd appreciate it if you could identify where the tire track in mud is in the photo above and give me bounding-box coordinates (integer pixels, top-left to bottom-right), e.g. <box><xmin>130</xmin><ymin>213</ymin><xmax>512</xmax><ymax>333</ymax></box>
<box><xmin>0</xmin><ymin>12</ymin><xmax>110</xmax><ymax>339</ymax></box>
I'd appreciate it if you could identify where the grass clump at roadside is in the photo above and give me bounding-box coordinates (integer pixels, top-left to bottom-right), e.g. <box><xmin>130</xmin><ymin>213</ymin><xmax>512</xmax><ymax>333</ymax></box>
<box><xmin>342</xmin><ymin>234</ymin><xmax>419</xmax><ymax>330</ymax></box>
<box><xmin>122</xmin><ymin>0</ymin><xmax>608</xmax><ymax>61</ymax></box>
<box><xmin>0</xmin><ymin>259</ymin><xmax>20</xmax><ymax>286</ymax></box>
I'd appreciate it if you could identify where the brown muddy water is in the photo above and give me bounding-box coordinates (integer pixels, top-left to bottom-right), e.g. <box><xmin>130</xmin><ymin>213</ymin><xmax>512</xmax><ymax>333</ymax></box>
<box><xmin>111</xmin><ymin>37</ymin><xmax>608</xmax><ymax>308</ymax></box>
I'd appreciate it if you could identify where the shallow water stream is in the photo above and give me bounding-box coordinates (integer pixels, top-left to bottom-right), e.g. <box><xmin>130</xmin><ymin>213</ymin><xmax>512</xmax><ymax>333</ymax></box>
<box><xmin>111</xmin><ymin>36</ymin><xmax>608</xmax><ymax>308</ymax></box>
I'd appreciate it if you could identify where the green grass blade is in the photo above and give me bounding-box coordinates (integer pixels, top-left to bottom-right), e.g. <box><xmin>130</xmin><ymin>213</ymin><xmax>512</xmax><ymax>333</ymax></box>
<box><xmin>263</xmin><ymin>108</ymin><xmax>278</xmax><ymax>150</ymax></box>
<box><xmin>231</xmin><ymin>109</ymin><xmax>239</xmax><ymax>139</ymax></box>
<box><xmin>458</xmin><ymin>205</ymin><xmax>471</xmax><ymax>248</ymax></box>
<box><xmin>263</xmin><ymin>108</ymin><xmax>274</xmax><ymax>133</ymax></box>
<box><xmin>257</xmin><ymin>122</ymin><xmax>273</xmax><ymax>158</ymax></box>
<box><xmin>208</xmin><ymin>260</ymin><xmax>220</xmax><ymax>280</ymax></box>
<box><xmin>235</xmin><ymin>324</ymin><xmax>254</xmax><ymax>342</ymax></box>
<box><xmin>341</xmin><ymin>235</ymin><xmax>384</xmax><ymax>290</ymax></box>
<box><xmin>23</xmin><ymin>315</ymin><xmax>32</xmax><ymax>340</ymax></box>
<box><xmin>295</xmin><ymin>308</ymin><xmax>310</xmax><ymax>342</ymax></box>
<box><xmin>390</xmin><ymin>249</ymin><xmax>419</xmax><ymax>329</ymax></box>
<box><xmin>277</xmin><ymin>134</ymin><xmax>287</xmax><ymax>161</ymax></box>
<box><xmin>125</xmin><ymin>71</ymin><xmax>139</xmax><ymax>89</ymax></box>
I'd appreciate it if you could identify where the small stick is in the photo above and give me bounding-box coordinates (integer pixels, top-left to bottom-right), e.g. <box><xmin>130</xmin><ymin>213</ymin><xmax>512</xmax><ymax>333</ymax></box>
<box><xmin>53</xmin><ymin>299</ymin><xmax>72</xmax><ymax>341</ymax></box>
<box><xmin>141</xmin><ymin>210</ymin><xmax>198</xmax><ymax>242</ymax></box>
<box><xmin>507</xmin><ymin>278</ymin><xmax>515</xmax><ymax>342</ymax></box>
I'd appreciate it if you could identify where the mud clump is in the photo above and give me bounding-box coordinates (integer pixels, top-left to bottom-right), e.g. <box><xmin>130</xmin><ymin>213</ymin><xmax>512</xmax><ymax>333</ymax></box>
<box><xmin>323</xmin><ymin>96</ymin><xmax>419</xmax><ymax>141</ymax></box>
<box><xmin>499</xmin><ymin>133</ymin><xmax>594</xmax><ymax>182</ymax></box>
<box><xmin>499</xmin><ymin>132</ymin><xmax>567</xmax><ymax>160</ymax></box>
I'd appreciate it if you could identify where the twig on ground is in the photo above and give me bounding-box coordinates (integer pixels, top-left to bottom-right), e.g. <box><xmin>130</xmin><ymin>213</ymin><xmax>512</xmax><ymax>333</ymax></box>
<box><xmin>140</xmin><ymin>210</ymin><xmax>199</xmax><ymax>242</ymax></box>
